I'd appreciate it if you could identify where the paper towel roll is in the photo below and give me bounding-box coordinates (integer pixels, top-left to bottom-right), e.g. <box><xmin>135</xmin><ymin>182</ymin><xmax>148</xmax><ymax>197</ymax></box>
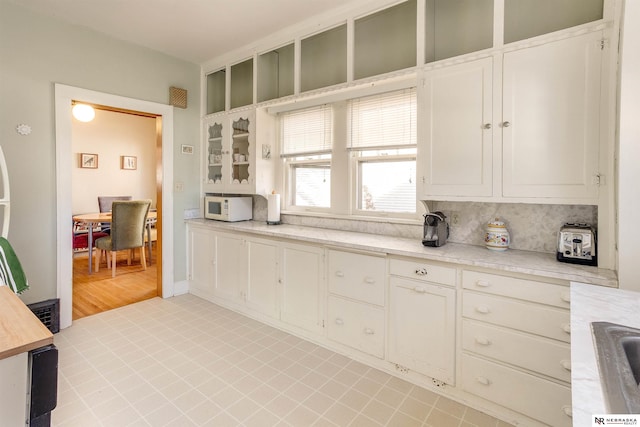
<box><xmin>267</xmin><ymin>194</ymin><xmax>281</xmax><ymax>224</ymax></box>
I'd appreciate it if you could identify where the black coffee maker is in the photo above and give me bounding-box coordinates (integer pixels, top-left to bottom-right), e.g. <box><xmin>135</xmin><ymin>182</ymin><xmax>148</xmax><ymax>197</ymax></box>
<box><xmin>422</xmin><ymin>211</ymin><xmax>449</xmax><ymax>247</ymax></box>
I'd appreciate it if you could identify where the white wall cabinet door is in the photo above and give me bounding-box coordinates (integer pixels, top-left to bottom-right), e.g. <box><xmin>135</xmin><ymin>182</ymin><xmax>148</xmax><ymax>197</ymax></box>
<box><xmin>245</xmin><ymin>237</ymin><xmax>279</xmax><ymax>318</ymax></box>
<box><xmin>214</xmin><ymin>232</ymin><xmax>247</xmax><ymax>302</ymax></box>
<box><xmin>279</xmin><ymin>242</ymin><xmax>324</xmax><ymax>334</ymax></box>
<box><xmin>187</xmin><ymin>226</ymin><xmax>215</xmax><ymax>298</ymax></box>
<box><xmin>502</xmin><ymin>32</ymin><xmax>603</xmax><ymax>200</ymax></box>
<box><xmin>419</xmin><ymin>57</ymin><xmax>493</xmax><ymax>198</ymax></box>
<box><xmin>388</xmin><ymin>277</ymin><xmax>456</xmax><ymax>385</ymax></box>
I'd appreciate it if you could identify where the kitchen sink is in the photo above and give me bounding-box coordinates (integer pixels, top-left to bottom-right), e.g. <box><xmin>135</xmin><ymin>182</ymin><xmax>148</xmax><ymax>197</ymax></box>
<box><xmin>591</xmin><ymin>321</ymin><xmax>640</xmax><ymax>414</ymax></box>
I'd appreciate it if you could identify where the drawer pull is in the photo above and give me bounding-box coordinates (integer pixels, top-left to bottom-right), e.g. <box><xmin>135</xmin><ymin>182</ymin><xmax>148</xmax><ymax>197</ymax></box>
<box><xmin>335</xmin><ymin>271</ymin><xmax>344</xmax><ymax>278</ymax></box>
<box><xmin>560</xmin><ymin>359</ymin><xmax>572</xmax><ymax>371</ymax></box>
<box><xmin>475</xmin><ymin>336</ymin><xmax>492</xmax><ymax>346</ymax></box>
<box><xmin>560</xmin><ymin>292</ymin><xmax>571</xmax><ymax>303</ymax></box>
<box><xmin>363</xmin><ymin>328</ymin><xmax>375</xmax><ymax>335</ymax></box>
<box><xmin>364</xmin><ymin>277</ymin><xmax>376</xmax><ymax>284</ymax></box>
<box><xmin>413</xmin><ymin>286</ymin><xmax>427</xmax><ymax>294</ymax></box>
<box><xmin>415</xmin><ymin>268</ymin><xmax>428</xmax><ymax>276</ymax></box>
<box><xmin>562</xmin><ymin>323</ymin><xmax>571</xmax><ymax>334</ymax></box>
<box><xmin>476</xmin><ymin>376</ymin><xmax>492</xmax><ymax>386</ymax></box>
<box><xmin>562</xmin><ymin>405</ymin><xmax>572</xmax><ymax>417</ymax></box>
<box><xmin>475</xmin><ymin>280</ymin><xmax>491</xmax><ymax>288</ymax></box>
<box><xmin>334</xmin><ymin>318</ymin><xmax>344</xmax><ymax>326</ymax></box>
<box><xmin>475</xmin><ymin>306</ymin><xmax>491</xmax><ymax>314</ymax></box>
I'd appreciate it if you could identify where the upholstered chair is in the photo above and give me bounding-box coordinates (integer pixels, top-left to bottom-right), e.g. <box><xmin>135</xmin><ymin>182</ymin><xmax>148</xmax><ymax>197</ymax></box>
<box><xmin>97</xmin><ymin>196</ymin><xmax>132</xmax><ymax>234</ymax></box>
<box><xmin>94</xmin><ymin>200</ymin><xmax>151</xmax><ymax>277</ymax></box>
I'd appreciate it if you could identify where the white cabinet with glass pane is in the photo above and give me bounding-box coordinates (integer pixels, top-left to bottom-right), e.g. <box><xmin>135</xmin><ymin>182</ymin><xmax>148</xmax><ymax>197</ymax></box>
<box><xmin>203</xmin><ymin>109</ymin><xmax>275</xmax><ymax>195</ymax></box>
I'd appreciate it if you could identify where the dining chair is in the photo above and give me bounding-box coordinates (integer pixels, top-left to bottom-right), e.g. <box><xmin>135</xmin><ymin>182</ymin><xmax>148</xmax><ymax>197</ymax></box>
<box><xmin>72</xmin><ymin>220</ymin><xmax>108</xmax><ymax>253</ymax></box>
<box><xmin>94</xmin><ymin>200</ymin><xmax>151</xmax><ymax>277</ymax></box>
<box><xmin>97</xmin><ymin>196</ymin><xmax>132</xmax><ymax>234</ymax></box>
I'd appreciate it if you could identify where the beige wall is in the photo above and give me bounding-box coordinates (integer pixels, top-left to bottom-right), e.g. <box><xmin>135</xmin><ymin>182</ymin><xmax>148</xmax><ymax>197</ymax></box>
<box><xmin>0</xmin><ymin>2</ymin><xmax>201</xmax><ymax>304</ymax></box>
<box><xmin>72</xmin><ymin>109</ymin><xmax>157</xmax><ymax>214</ymax></box>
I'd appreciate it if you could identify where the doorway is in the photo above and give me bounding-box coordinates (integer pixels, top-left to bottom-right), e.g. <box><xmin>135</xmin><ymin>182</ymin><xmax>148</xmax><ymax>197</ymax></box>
<box><xmin>71</xmin><ymin>107</ymin><xmax>160</xmax><ymax>319</ymax></box>
<box><xmin>55</xmin><ymin>84</ymin><xmax>175</xmax><ymax>330</ymax></box>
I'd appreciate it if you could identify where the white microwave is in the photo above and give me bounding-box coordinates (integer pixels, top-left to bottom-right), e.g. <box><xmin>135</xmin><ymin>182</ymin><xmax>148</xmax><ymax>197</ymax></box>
<box><xmin>204</xmin><ymin>196</ymin><xmax>253</xmax><ymax>222</ymax></box>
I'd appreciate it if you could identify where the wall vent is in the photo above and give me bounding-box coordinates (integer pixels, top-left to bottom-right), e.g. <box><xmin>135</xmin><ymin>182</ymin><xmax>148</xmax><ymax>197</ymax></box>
<box><xmin>28</xmin><ymin>299</ymin><xmax>60</xmax><ymax>334</ymax></box>
<box><xmin>169</xmin><ymin>87</ymin><xmax>187</xmax><ymax>109</ymax></box>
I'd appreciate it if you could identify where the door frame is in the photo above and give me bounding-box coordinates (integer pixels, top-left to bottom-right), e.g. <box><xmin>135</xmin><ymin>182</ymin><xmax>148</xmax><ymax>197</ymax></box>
<box><xmin>55</xmin><ymin>84</ymin><xmax>175</xmax><ymax>329</ymax></box>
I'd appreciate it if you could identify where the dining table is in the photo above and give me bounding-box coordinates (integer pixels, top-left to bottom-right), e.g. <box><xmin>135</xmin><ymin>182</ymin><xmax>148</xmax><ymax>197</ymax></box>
<box><xmin>72</xmin><ymin>211</ymin><xmax>157</xmax><ymax>273</ymax></box>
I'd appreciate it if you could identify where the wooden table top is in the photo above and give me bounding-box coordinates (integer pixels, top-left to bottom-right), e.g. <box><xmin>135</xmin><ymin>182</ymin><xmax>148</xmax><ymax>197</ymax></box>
<box><xmin>73</xmin><ymin>211</ymin><xmax>157</xmax><ymax>223</ymax></box>
<box><xmin>0</xmin><ymin>286</ymin><xmax>53</xmax><ymax>360</ymax></box>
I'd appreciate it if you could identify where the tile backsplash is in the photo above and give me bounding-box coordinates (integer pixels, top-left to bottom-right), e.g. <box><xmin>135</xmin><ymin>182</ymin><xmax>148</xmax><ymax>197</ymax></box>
<box><xmin>252</xmin><ymin>196</ymin><xmax>597</xmax><ymax>254</ymax></box>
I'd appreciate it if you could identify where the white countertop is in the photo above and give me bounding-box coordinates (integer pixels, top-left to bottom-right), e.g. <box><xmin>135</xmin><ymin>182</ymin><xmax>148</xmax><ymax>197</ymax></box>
<box><xmin>571</xmin><ymin>282</ymin><xmax>640</xmax><ymax>425</ymax></box>
<box><xmin>186</xmin><ymin>219</ymin><xmax>617</xmax><ymax>287</ymax></box>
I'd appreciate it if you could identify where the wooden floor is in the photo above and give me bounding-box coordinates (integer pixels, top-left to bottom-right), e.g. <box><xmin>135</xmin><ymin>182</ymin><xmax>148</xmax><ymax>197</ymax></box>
<box><xmin>72</xmin><ymin>245</ymin><xmax>158</xmax><ymax>320</ymax></box>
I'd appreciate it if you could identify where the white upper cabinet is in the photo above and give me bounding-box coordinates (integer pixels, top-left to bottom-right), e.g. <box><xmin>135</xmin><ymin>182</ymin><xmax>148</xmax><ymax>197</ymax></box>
<box><xmin>418</xmin><ymin>57</ymin><xmax>493</xmax><ymax>197</ymax></box>
<box><xmin>502</xmin><ymin>32</ymin><xmax>603</xmax><ymax>200</ymax></box>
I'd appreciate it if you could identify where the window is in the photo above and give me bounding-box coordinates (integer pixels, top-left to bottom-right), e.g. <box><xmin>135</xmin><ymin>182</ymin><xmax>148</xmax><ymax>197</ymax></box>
<box><xmin>349</xmin><ymin>89</ymin><xmax>417</xmax><ymax>215</ymax></box>
<box><xmin>279</xmin><ymin>86</ymin><xmax>417</xmax><ymax>219</ymax></box>
<box><xmin>280</xmin><ymin>105</ymin><xmax>333</xmax><ymax>209</ymax></box>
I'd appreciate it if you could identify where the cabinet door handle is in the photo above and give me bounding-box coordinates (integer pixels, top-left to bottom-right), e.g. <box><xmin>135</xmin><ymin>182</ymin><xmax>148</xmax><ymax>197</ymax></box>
<box><xmin>475</xmin><ymin>306</ymin><xmax>491</xmax><ymax>314</ymax></box>
<box><xmin>475</xmin><ymin>336</ymin><xmax>492</xmax><ymax>346</ymax></box>
<box><xmin>560</xmin><ymin>292</ymin><xmax>571</xmax><ymax>303</ymax></box>
<box><xmin>334</xmin><ymin>318</ymin><xmax>344</xmax><ymax>326</ymax></box>
<box><xmin>413</xmin><ymin>286</ymin><xmax>426</xmax><ymax>294</ymax></box>
<box><xmin>476</xmin><ymin>376</ymin><xmax>492</xmax><ymax>386</ymax></box>
<box><xmin>483</xmin><ymin>123</ymin><xmax>492</xmax><ymax>129</ymax></box>
<box><xmin>562</xmin><ymin>405</ymin><xmax>572</xmax><ymax>418</ymax></box>
<box><xmin>363</xmin><ymin>328</ymin><xmax>375</xmax><ymax>335</ymax></box>
<box><xmin>560</xmin><ymin>359</ymin><xmax>572</xmax><ymax>371</ymax></box>
<box><xmin>562</xmin><ymin>323</ymin><xmax>571</xmax><ymax>334</ymax></box>
<box><xmin>364</xmin><ymin>277</ymin><xmax>375</xmax><ymax>284</ymax></box>
<box><xmin>502</xmin><ymin>121</ymin><xmax>511</xmax><ymax>128</ymax></box>
<box><xmin>335</xmin><ymin>271</ymin><xmax>344</xmax><ymax>278</ymax></box>
<box><xmin>475</xmin><ymin>280</ymin><xmax>491</xmax><ymax>288</ymax></box>
<box><xmin>414</xmin><ymin>268</ymin><xmax>428</xmax><ymax>276</ymax></box>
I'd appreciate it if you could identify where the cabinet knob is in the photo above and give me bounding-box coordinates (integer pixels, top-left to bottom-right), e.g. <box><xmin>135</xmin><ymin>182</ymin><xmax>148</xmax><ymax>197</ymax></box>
<box><xmin>415</xmin><ymin>268</ymin><xmax>428</xmax><ymax>276</ymax></box>
<box><xmin>364</xmin><ymin>277</ymin><xmax>375</xmax><ymax>284</ymax></box>
<box><xmin>335</xmin><ymin>318</ymin><xmax>344</xmax><ymax>326</ymax></box>
<box><xmin>335</xmin><ymin>271</ymin><xmax>344</xmax><ymax>278</ymax></box>
<box><xmin>475</xmin><ymin>336</ymin><xmax>492</xmax><ymax>346</ymax></box>
<box><xmin>475</xmin><ymin>280</ymin><xmax>491</xmax><ymax>288</ymax></box>
<box><xmin>562</xmin><ymin>405</ymin><xmax>573</xmax><ymax>417</ymax></box>
<box><xmin>476</xmin><ymin>376</ymin><xmax>492</xmax><ymax>386</ymax></box>
<box><xmin>363</xmin><ymin>328</ymin><xmax>375</xmax><ymax>335</ymax></box>
<box><xmin>560</xmin><ymin>359</ymin><xmax>572</xmax><ymax>371</ymax></box>
<box><xmin>475</xmin><ymin>306</ymin><xmax>491</xmax><ymax>314</ymax></box>
<box><xmin>502</xmin><ymin>121</ymin><xmax>511</xmax><ymax>128</ymax></box>
<box><xmin>413</xmin><ymin>286</ymin><xmax>426</xmax><ymax>294</ymax></box>
<box><xmin>483</xmin><ymin>123</ymin><xmax>492</xmax><ymax>129</ymax></box>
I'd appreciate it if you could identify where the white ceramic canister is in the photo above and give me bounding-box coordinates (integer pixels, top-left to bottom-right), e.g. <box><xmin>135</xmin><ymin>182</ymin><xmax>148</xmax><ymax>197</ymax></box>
<box><xmin>485</xmin><ymin>218</ymin><xmax>510</xmax><ymax>251</ymax></box>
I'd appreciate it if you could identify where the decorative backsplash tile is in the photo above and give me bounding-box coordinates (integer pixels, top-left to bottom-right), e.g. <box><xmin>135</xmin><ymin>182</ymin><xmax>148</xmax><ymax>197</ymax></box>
<box><xmin>252</xmin><ymin>196</ymin><xmax>597</xmax><ymax>254</ymax></box>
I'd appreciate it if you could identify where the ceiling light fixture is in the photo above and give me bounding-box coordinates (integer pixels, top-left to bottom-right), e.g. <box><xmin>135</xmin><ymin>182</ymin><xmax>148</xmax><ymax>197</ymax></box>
<box><xmin>72</xmin><ymin>103</ymin><xmax>96</xmax><ymax>122</ymax></box>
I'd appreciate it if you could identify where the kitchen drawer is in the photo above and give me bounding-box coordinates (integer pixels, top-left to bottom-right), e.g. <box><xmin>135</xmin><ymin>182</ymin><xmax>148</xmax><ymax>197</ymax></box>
<box><xmin>463</xmin><ymin>292</ymin><xmax>570</xmax><ymax>343</ymax></box>
<box><xmin>463</xmin><ymin>270</ymin><xmax>570</xmax><ymax>309</ymax></box>
<box><xmin>389</xmin><ymin>257</ymin><xmax>456</xmax><ymax>287</ymax></box>
<box><xmin>327</xmin><ymin>296</ymin><xmax>385</xmax><ymax>359</ymax></box>
<box><xmin>460</xmin><ymin>354</ymin><xmax>572</xmax><ymax>427</ymax></box>
<box><xmin>462</xmin><ymin>319</ymin><xmax>571</xmax><ymax>383</ymax></box>
<box><xmin>328</xmin><ymin>250</ymin><xmax>386</xmax><ymax>306</ymax></box>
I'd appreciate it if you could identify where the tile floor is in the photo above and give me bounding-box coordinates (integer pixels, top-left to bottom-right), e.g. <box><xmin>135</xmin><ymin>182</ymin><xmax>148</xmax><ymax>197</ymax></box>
<box><xmin>53</xmin><ymin>294</ymin><xmax>513</xmax><ymax>427</ymax></box>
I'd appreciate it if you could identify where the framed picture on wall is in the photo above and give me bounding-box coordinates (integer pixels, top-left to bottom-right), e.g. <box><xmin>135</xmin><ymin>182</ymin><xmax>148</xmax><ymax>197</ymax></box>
<box><xmin>80</xmin><ymin>153</ymin><xmax>98</xmax><ymax>169</ymax></box>
<box><xmin>121</xmin><ymin>155</ymin><xmax>137</xmax><ymax>170</ymax></box>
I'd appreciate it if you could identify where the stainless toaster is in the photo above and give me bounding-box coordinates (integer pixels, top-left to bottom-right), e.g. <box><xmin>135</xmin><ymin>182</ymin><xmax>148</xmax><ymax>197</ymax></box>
<box><xmin>557</xmin><ymin>223</ymin><xmax>597</xmax><ymax>266</ymax></box>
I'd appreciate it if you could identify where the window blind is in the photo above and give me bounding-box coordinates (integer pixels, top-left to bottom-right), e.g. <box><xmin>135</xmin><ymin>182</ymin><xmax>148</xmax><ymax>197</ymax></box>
<box><xmin>349</xmin><ymin>88</ymin><xmax>416</xmax><ymax>151</ymax></box>
<box><xmin>280</xmin><ymin>105</ymin><xmax>333</xmax><ymax>157</ymax></box>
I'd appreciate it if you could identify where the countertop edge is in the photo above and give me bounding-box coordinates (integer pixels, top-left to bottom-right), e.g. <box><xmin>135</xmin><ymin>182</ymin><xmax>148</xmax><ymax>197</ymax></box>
<box><xmin>186</xmin><ymin>219</ymin><xmax>617</xmax><ymax>287</ymax></box>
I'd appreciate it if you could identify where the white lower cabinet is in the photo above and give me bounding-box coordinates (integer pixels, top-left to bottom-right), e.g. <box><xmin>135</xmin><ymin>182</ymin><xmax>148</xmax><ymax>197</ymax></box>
<box><xmin>214</xmin><ymin>232</ymin><xmax>246</xmax><ymax>302</ymax></box>
<box><xmin>245</xmin><ymin>237</ymin><xmax>279</xmax><ymax>318</ymax></box>
<box><xmin>327</xmin><ymin>295</ymin><xmax>385</xmax><ymax>358</ymax></box>
<box><xmin>187</xmin><ymin>225</ymin><xmax>215</xmax><ymax>299</ymax></box>
<box><xmin>460</xmin><ymin>270</ymin><xmax>573</xmax><ymax>426</ymax></box>
<box><xmin>279</xmin><ymin>241</ymin><xmax>324</xmax><ymax>334</ymax></box>
<box><xmin>387</xmin><ymin>258</ymin><xmax>456</xmax><ymax>385</ymax></box>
